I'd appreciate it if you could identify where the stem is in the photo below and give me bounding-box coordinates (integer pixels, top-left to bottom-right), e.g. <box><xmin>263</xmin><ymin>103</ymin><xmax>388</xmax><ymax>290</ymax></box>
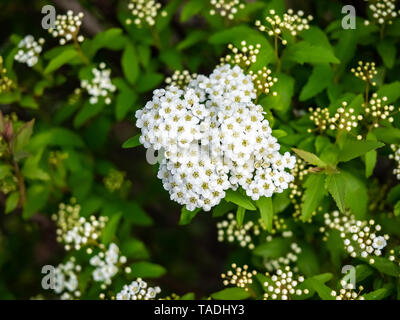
<box><xmin>13</xmin><ymin>161</ymin><xmax>25</xmax><ymax>207</ymax></box>
<box><xmin>365</xmin><ymin>80</ymin><xmax>370</xmax><ymax>108</ymax></box>
<box><xmin>380</xmin><ymin>24</ymin><xmax>385</xmax><ymax>40</ymax></box>
<box><xmin>274</xmin><ymin>35</ymin><xmax>281</xmax><ymax>72</ymax></box>
<box><xmin>73</xmin><ymin>37</ymin><xmax>90</xmax><ymax>65</ymax></box>
<box><xmin>150</xmin><ymin>27</ymin><xmax>161</xmax><ymax>50</ymax></box>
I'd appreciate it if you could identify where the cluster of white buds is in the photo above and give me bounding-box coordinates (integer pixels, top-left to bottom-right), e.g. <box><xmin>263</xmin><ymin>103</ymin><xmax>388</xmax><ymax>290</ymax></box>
<box><xmin>165</xmin><ymin>70</ymin><xmax>198</xmax><ymax>90</ymax></box>
<box><xmin>80</xmin><ymin>63</ymin><xmax>116</xmax><ymax>105</ymax></box>
<box><xmin>331</xmin><ymin>281</ymin><xmax>364</xmax><ymax>300</ymax></box>
<box><xmin>321</xmin><ymin>211</ymin><xmax>389</xmax><ymax>264</ymax></box>
<box><xmin>389</xmin><ymin>144</ymin><xmax>400</xmax><ymax>180</ymax></box>
<box><xmin>351</xmin><ymin>61</ymin><xmax>377</xmax><ymax>86</ymax></box>
<box><xmin>308</xmin><ymin>103</ymin><xmax>363</xmax><ymax>137</ymax></box>
<box><xmin>365</xmin><ymin>94</ymin><xmax>396</xmax><ymax>127</ymax></box>
<box><xmin>116</xmin><ymin>278</ymin><xmax>161</xmax><ymax>300</ymax></box>
<box><xmin>14</xmin><ymin>35</ymin><xmax>45</xmax><ymax>67</ymax></box>
<box><xmin>52</xmin><ymin>199</ymin><xmax>108</xmax><ymax>251</ymax></box>
<box><xmin>248</xmin><ymin>67</ymin><xmax>278</xmax><ymax>96</ymax></box>
<box><xmin>364</xmin><ymin>0</ymin><xmax>399</xmax><ymax>25</ymax></box>
<box><xmin>220</xmin><ymin>42</ymin><xmax>261</xmax><ymax>69</ymax></box>
<box><xmin>90</xmin><ymin>243</ymin><xmax>127</xmax><ymax>285</ymax></box>
<box><xmin>289</xmin><ymin>159</ymin><xmax>310</xmax><ymax>218</ymax></box>
<box><xmin>221</xmin><ymin>264</ymin><xmax>257</xmax><ymax>290</ymax></box>
<box><xmin>256</xmin><ymin>9</ymin><xmax>313</xmax><ymax>45</ymax></box>
<box><xmin>264</xmin><ymin>217</ymin><xmax>292</xmax><ymax>239</ymax></box>
<box><xmin>388</xmin><ymin>249</ymin><xmax>400</xmax><ymax>267</ymax></box>
<box><xmin>48</xmin><ymin>10</ymin><xmax>84</xmax><ymax>45</ymax></box>
<box><xmin>136</xmin><ymin>64</ymin><xmax>295</xmax><ymax>211</ymax></box>
<box><xmin>209</xmin><ymin>0</ymin><xmax>245</xmax><ymax>20</ymax></box>
<box><xmin>264</xmin><ymin>242</ymin><xmax>301</xmax><ymax>272</ymax></box>
<box><xmin>53</xmin><ymin>257</ymin><xmax>81</xmax><ymax>300</ymax></box>
<box><xmin>0</xmin><ymin>56</ymin><xmax>14</xmax><ymax>93</ymax></box>
<box><xmin>216</xmin><ymin>212</ymin><xmax>261</xmax><ymax>249</ymax></box>
<box><xmin>125</xmin><ymin>0</ymin><xmax>166</xmax><ymax>27</ymax></box>
<box><xmin>263</xmin><ymin>266</ymin><xmax>309</xmax><ymax>300</ymax></box>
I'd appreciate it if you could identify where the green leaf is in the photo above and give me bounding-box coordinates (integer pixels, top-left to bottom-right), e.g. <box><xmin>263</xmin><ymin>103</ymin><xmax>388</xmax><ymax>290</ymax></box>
<box><xmin>121</xmin><ymin>239</ymin><xmax>150</xmax><ymax>260</ymax></box>
<box><xmin>29</xmin><ymin>127</ymin><xmax>85</xmax><ymax>150</ymax></box>
<box><xmin>297</xmin><ymin>244</ymin><xmax>320</xmax><ymax>277</ymax></box>
<box><xmin>44</xmin><ymin>49</ymin><xmax>78</xmax><ymax>74</ymax></box>
<box><xmin>369</xmin><ymin>256</ymin><xmax>399</xmax><ymax>277</ymax></box>
<box><xmin>83</xmin><ymin>28</ymin><xmax>126</xmax><ymax>59</ymax></box>
<box><xmin>365</xmin><ymin>132</ymin><xmax>377</xmax><ymax>178</ymax></box>
<box><xmin>377</xmin><ymin>81</ymin><xmax>400</xmax><ymax>104</ymax></box>
<box><xmin>283</xmin><ymin>41</ymin><xmax>340</xmax><ymax>65</ymax></box>
<box><xmin>377</xmin><ymin>40</ymin><xmax>396</xmax><ymax>69</ymax></box>
<box><xmin>5</xmin><ymin>191</ymin><xmax>19</xmax><ymax>214</ymax></box>
<box><xmin>129</xmin><ymin>262</ymin><xmax>166</xmax><ymax>279</ymax></box>
<box><xmin>0</xmin><ymin>165</ymin><xmax>12</xmax><ymax>179</ymax></box>
<box><xmin>211</xmin><ymin>288</ymin><xmax>250</xmax><ymax>300</ymax></box>
<box><xmin>180</xmin><ymin>0</ymin><xmax>204</xmax><ymax>22</ymax></box>
<box><xmin>20</xmin><ymin>95</ymin><xmax>38</xmax><ymax>109</ymax></box>
<box><xmin>292</xmin><ymin>148</ymin><xmax>326</xmax><ymax>167</ymax></box>
<box><xmin>253</xmin><ymin>238</ymin><xmax>291</xmax><ymax>258</ymax></box>
<box><xmin>14</xmin><ymin>119</ymin><xmax>34</xmax><ymax>154</ymax></box>
<box><xmin>394</xmin><ymin>201</ymin><xmax>400</xmax><ymax>217</ymax></box>
<box><xmin>301</xmin><ymin>174</ymin><xmax>326</xmax><ymax>221</ymax></box>
<box><xmin>300</xmin><ymin>64</ymin><xmax>334</xmax><ymax>101</ymax></box>
<box><xmin>122</xmin><ymin>134</ymin><xmax>141</xmax><ymax>149</ymax></box>
<box><xmin>115</xmin><ymin>82</ymin><xmax>137</xmax><ymax>121</ymax></box>
<box><xmin>341</xmin><ymin>171</ymin><xmax>367</xmax><ymax>220</ymax></box>
<box><xmin>224</xmin><ymin>189</ymin><xmax>256</xmax><ymax>211</ymax></box>
<box><xmin>308</xmin><ymin>278</ymin><xmax>335</xmax><ymax>300</ymax></box>
<box><xmin>363</xmin><ymin>288</ymin><xmax>390</xmax><ymax>300</ymax></box>
<box><xmin>122</xmin><ymin>43</ymin><xmax>139</xmax><ymax>85</ymax></box>
<box><xmin>102</xmin><ymin>212</ymin><xmax>122</xmax><ymax>246</ymax></box>
<box><xmin>23</xmin><ymin>184</ymin><xmax>50</xmax><ymax>219</ymax></box>
<box><xmin>271</xmin><ymin>129</ymin><xmax>287</xmax><ymax>138</ymax></box>
<box><xmin>179</xmin><ymin>206</ymin><xmax>200</xmax><ymax>225</ymax></box>
<box><xmin>373</xmin><ymin>127</ymin><xmax>400</xmax><ymax>144</ymax></box>
<box><xmin>177</xmin><ymin>30</ymin><xmax>208</xmax><ymax>50</ymax></box>
<box><xmin>256</xmin><ymin>197</ymin><xmax>273</xmax><ymax>232</ymax></box>
<box><xmin>259</xmin><ymin>74</ymin><xmax>294</xmax><ymax>112</ymax></box>
<box><xmin>338</xmin><ymin>139</ymin><xmax>384</xmax><ymax>163</ymax></box>
<box><xmin>236</xmin><ymin>206</ymin><xmax>246</xmax><ymax>227</ymax></box>
<box><xmin>74</xmin><ymin>101</ymin><xmax>106</xmax><ymax>128</ymax></box>
<box><xmin>325</xmin><ymin>174</ymin><xmax>346</xmax><ymax>213</ymax></box>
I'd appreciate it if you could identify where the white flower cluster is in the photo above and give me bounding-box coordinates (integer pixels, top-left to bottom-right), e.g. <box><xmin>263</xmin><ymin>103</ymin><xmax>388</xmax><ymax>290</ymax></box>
<box><xmin>263</xmin><ymin>266</ymin><xmax>309</xmax><ymax>300</ymax></box>
<box><xmin>364</xmin><ymin>0</ymin><xmax>399</xmax><ymax>25</ymax></box>
<box><xmin>264</xmin><ymin>242</ymin><xmax>301</xmax><ymax>272</ymax></box>
<box><xmin>221</xmin><ymin>264</ymin><xmax>257</xmax><ymax>289</ymax></box>
<box><xmin>365</xmin><ymin>94</ymin><xmax>396</xmax><ymax>127</ymax></box>
<box><xmin>52</xmin><ymin>200</ymin><xmax>108</xmax><ymax>251</ymax></box>
<box><xmin>53</xmin><ymin>257</ymin><xmax>81</xmax><ymax>300</ymax></box>
<box><xmin>125</xmin><ymin>0</ymin><xmax>166</xmax><ymax>27</ymax></box>
<box><xmin>90</xmin><ymin>243</ymin><xmax>127</xmax><ymax>285</ymax></box>
<box><xmin>116</xmin><ymin>278</ymin><xmax>161</xmax><ymax>300</ymax></box>
<box><xmin>81</xmin><ymin>63</ymin><xmax>116</xmax><ymax>105</ymax></box>
<box><xmin>256</xmin><ymin>9</ymin><xmax>313</xmax><ymax>45</ymax></box>
<box><xmin>321</xmin><ymin>211</ymin><xmax>389</xmax><ymax>264</ymax></box>
<box><xmin>389</xmin><ymin>144</ymin><xmax>400</xmax><ymax>180</ymax></box>
<box><xmin>217</xmin><ymin>212</ymin><xmax>261</xmax><ymax>249</ymax></box>
<box><xmin>48</xmin><ymin>10</ymin><xmax>84</xmax><ymax>45</ymax></box>
<box><xmin>136</xmin><ymin>64</ymin><xmax>295</xmax><ymax>211</ymax></box>
<box><xmin>209</xmin><ymin>0</ymin><xmax>245</xmax><ymax>20</ymax></box>
<box><xmin>14</xmin><ymin>35</ymin><xmax>44</xmax><ymax>67</ymax></box>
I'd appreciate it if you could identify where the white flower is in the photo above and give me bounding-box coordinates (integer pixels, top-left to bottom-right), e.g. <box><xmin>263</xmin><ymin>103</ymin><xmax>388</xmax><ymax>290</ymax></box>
<box><xmin>136</xmin><ymin>64</ymin><xmax>295</xmax><ymax>212</ymax></box>
<box><xmin>116</xmin><ymin>278</ymin><xmax>161</xmax><ymax>300</ymax></box>
<box><xmin>372</xmin><ymin>236</ymin><xmax>387</xmax><ymax>250</ymax></box>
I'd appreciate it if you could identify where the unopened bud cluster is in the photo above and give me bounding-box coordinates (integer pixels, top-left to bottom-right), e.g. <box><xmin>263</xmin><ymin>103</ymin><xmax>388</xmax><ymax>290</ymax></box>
<box><xmin>364</xmin><ymin>0</ymin><xmax>399</xmax><ymax>25</ymax></box>
<box><xmin>321</xmin><ymin>211</ymin><xmax>389</xmax><ymax>264</ymax></box>
<box><xmin>209</xmin><ymin>0</ymin><xmax>245</xmax><ymax>20</ymax></box>
<box><xmin>364</xmin><ymin>94</ymin><xmax>396</xmax><ymax>127</ymax></box>
<box><xmin>256</xmin><ymin>9</ymin><xmax>313</xmax><ymax>45</ymax></box>
<box><xmin>249</xmin><ymin>67</ymin><xmax>278</xmax><ymax>96</ymax></box>
<box><xmin>263</xmin><ymin>266</ymin><xmax>309</xmax><ymax>300</ymax></box>
<box><xmin>331</xmin><ymin>281</ymin><xmax>364</xmax><ymax>300</ymax></box>
<box><xmin>14</xmin><ymin>35</ymin><xmax>45</xmax><ymax>67</ymax></box>
<box><xmin>48</xmin><ymin>10</ymin><xmax>84</xmax><ymax>45</ymax></box>
<box><xmin>264</xmin><ymin>242</ymin><xmax>301</xmax><ymax>272</ymax></box>
<box><xmin>221</xmin><ymin>264</ymin><xmax>257</xmax><ymax>290</ymax></box>
<box><xmin>220</xmin><ymin>42</ymin><xmax>260</xmax><ymax>69</ymax></box>
<box><xmin>389</xmin><ymin>144</ymin><xmax>400</xmax><ymax>180</ymax></box>
<box><xmin>52</xmin><ymin>199</ymin><xmax>108</xmax><ymax>250</ymax></box>
<box><xmin>0</xmin><ymin>57</ymin><xmax>14</xmax><ymax>93</ymax></box>
<box><xmin>217</xmin><ymin>212</ymin><xmax>261</xmax><ymax>249</ymax></box>
<box><xmin>125</xmin><ymin>0</ymin><xmax>166</xmax><ymax>27</ymax></box>
<box><xmin>104</xmin><ymin>168</ymin><xmax>126</xmax><ymax>192</ymax></box>
<box><xmin>351</xmin><ymin>61</ymin><xmax>377</xmax><ymax>85</ymax></box>
<box><xmin>165</xmin><ymin>70</ymin><xmax>198</xmax><ymax>90</ymax></box>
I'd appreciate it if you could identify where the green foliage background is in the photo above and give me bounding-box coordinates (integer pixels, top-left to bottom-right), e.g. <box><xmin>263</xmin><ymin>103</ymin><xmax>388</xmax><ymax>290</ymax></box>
<box><xmin>1</xmin><ymin>0</ymin><xmax>400</xmax><ymax>300</ymax></box>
